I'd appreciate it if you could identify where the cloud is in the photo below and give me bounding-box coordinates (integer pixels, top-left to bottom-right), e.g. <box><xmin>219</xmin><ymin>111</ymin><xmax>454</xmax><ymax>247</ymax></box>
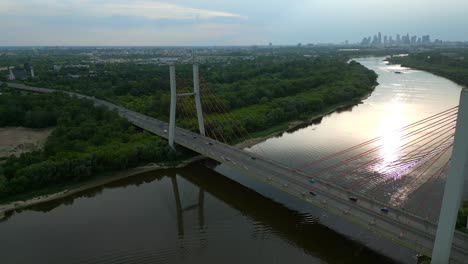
<box><xmin>96</xmin><ymin>1</ymin><xmax>247</xmax><ymax>20</ymax></box>
<box><xmin>0</xmin><ymin>0</ymin><xmax>247</xmax><ymax>20</ymax></box>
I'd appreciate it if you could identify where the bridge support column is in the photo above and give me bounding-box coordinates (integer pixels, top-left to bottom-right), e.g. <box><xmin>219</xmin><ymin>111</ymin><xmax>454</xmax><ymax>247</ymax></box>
<box><xmin>193</xmin><ymin>64</ymin><xmax>205</xmax><ymax>136</ymax></box>
<box><xmin>169</xmin><ymin>65</ymin><xmax>177</xmax><ymax>149</ymax></box>
<box><xmin>432</xmin><ymin>89</ymin><xmax>468</xmax><ymax>263</ymax></box>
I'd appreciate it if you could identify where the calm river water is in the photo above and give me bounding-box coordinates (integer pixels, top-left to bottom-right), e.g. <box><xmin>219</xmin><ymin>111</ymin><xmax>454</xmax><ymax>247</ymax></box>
<box><xmin>0</xmin><ymin>57</ymin><xmax>463</xmax><ymax>264</ymax></box>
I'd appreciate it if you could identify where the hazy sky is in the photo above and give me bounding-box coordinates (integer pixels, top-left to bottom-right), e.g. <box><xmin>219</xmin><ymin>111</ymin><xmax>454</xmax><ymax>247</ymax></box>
<box><xmin>1</xmin><ymin>0</ymin><xmax>467</xmax><ymax>46</ymax></box>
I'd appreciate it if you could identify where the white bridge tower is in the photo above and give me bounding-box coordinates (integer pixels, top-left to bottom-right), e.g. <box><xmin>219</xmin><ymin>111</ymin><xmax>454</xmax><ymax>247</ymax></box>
<box><xmin>168</xmin><ymin>64</ymin><xmax>205</xmax><ymax>149</ymax></box>
<box><xmin>432</xmin><ymin>88</ymin><xmax>468</xmax><ymax>263</ymax></box>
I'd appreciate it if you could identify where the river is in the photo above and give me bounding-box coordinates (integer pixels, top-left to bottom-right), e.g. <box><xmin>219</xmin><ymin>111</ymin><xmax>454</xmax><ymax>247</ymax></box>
<box><xmin>0</xmin><ymin>57</ymin><xmax>463</xmax><ymax>264</ymax></box>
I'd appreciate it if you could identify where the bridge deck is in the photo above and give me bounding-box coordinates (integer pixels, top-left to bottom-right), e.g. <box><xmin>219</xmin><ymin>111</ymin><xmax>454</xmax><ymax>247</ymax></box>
<box><xmin>4</xmin><ymin>82</ymin><xmax>468</xmax><ymax>263</ymax></box>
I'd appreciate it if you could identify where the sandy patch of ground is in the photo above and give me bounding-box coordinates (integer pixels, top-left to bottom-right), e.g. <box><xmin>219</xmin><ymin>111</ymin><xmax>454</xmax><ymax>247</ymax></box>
<box><xmin>0</xmin><ymin>127</ymin><xmax>53</xmax><ymax>158</ymax></box>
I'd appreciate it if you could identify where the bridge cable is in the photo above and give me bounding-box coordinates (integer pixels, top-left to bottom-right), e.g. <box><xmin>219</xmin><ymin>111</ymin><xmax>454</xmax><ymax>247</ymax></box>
<box><xmin>303</xmin><ymin>115</ymin><xmax>457</xmax><ymax>179</ymax></box>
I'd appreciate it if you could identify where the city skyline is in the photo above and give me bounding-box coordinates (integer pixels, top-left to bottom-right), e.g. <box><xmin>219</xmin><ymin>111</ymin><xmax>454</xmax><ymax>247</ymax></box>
<box><xmin>359</xmin><ymin>32</ymin><xmax>437</xmax><ymax>46</ymax></box>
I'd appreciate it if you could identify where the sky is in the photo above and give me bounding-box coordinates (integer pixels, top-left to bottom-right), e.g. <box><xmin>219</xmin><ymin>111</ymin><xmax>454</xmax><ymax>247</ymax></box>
<box><xmin>1</xmin><ymin>0</ymin><xmax>468</xmax><ymax>46</ymax></box>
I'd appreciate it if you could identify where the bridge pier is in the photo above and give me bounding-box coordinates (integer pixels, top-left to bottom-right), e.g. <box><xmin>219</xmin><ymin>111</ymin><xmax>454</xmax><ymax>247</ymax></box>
<box><xmin>169</xmin><ymin>65</ymin><xmax>177</xmax><ymax>149</ymax></box>
<box><xmin>432</xmin><ymin>89</ymin><xmax>468</xmax><ymax>263</ymax></box>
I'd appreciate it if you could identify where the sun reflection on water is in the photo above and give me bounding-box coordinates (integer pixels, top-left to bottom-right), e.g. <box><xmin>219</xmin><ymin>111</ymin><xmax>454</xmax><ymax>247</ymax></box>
<box><xmin>374</xmin><ymin>102</ymin><xmax>406</xmax><ymax>179</ymax></box>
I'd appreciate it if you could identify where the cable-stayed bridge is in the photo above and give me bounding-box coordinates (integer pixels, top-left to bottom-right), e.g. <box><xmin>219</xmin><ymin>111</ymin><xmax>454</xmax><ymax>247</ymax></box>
<box><xmin>2</xmin><ymin>67</ymin><xmax>468</xmax><ymax>264</ymax></box>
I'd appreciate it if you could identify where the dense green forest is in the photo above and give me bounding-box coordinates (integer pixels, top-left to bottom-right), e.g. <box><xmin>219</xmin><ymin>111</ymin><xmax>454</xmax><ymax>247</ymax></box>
<box><xmin>388</xmin><ymin>51</ymin><xmax>468</xmax><ymax>87</ymax></box>
<box><xmin>0</xmin><ymin>90</ymin><xmax>185</xmax><ymax>199</ymax></box>
<box><xmin>3</xmin><ymin>55</ymin><xmax>378</xmax><ymax>142</ymax></box>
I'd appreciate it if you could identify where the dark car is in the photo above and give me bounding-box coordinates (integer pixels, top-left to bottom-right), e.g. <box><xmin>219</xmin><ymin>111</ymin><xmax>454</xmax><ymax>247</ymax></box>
<box><xmin>309</xmin><ymin>191</ymin><xmax>317</xmax><ymax>196</ymax></box>
<box><xmin>381</xmin><ymin>207</ymin><xmax>389</xmax><ymax>213</ymax></box>
<box><xmin>250</xmin><ymin>156</ymin><xmax>257</xmax><ymax>160</ymax></box>
<box><xmin>349</xmin><ymin>197</ymin><xmax>358</xmax><ymax>202</ymax></box>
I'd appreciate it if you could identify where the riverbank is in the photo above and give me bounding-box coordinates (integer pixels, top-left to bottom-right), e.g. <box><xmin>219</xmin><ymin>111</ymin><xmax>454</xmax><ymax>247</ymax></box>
<box><xmin>235</xmin><ymin>94</ymin><xmax>370</xmax><ymax>149</ymax></box>
<box><xmin>0</xmin><ymin>155</ymin><xmax>205</xmax><ymax>220</ymax></box>
<box><xmin>385</xmin><ymin>55</ymin><xmax>468</xmax><ymax>89</ymax></box>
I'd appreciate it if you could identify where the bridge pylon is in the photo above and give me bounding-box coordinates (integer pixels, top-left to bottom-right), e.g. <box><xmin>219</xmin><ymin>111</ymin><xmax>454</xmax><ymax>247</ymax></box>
<box><xmin>432</xmin><ymin>88</ymin><xmax>468</xmax><ymax>263</ymax></box>
<box><xmin>168</xmin><ymin>64</ymin><xmax>206</xmax><ymax>149</ymax></box>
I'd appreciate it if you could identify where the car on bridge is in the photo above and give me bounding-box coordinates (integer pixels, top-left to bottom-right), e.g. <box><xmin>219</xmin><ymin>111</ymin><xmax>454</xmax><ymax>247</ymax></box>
<box><xmin>381</xmin><ymin>207</ymin><xmax>389</xmax><ymax>213</ymax></box>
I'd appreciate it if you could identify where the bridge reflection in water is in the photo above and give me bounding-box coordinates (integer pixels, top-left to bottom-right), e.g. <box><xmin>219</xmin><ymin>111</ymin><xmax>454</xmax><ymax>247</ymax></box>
<box><xmin>0</xmin><ymin>164</ymin><xmax>394</xmax><ymax>264</ymax></box>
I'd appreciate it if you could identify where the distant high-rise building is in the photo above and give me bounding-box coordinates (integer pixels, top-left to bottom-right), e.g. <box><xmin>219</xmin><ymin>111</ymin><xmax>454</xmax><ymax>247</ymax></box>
<box><xmin>378</xmin><ymin>32</ymin><xmax>382</xmax><ymax>44</ymax></box>
<box><xmin>411</xmin><ymin>35</ymin><xmax>417</xmax><ymax>44</ymax></box>
<box><xmin>372</xmin><ymin>35</ymin><xmax>378</xmax><ymax>45</ymax></box>
<box><xmin>396</xmin><ymin>34</ymin><xmax>401</xmax><ymax>43</ymax></box>
<box><xmin>361</xmin><ymin>36</ymin><xmax>371</xmax><ymax>45</ymax></box>
<box><xmin>383</xmin><ymin>35</ymin><xmax>388</xmax><ymax>44</ymax></box>
<box><xmin>421</xmin><ymin>35</ymin><xmax>431</xmax><ymax>43</ymax></box>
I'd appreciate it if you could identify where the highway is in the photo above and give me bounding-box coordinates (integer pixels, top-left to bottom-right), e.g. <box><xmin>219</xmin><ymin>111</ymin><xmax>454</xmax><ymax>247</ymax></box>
<box><xmin>3</xmin><ymin>81</ymin><xmax>468</xmax><ymax>263</ymax></box>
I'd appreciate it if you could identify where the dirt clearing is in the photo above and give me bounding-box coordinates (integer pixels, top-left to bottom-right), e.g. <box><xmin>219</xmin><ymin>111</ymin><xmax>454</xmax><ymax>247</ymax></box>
<box><xmin>0</xmin><ymin>127</ymin><xmax>53</xmax><ymax>157</ymax></box>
